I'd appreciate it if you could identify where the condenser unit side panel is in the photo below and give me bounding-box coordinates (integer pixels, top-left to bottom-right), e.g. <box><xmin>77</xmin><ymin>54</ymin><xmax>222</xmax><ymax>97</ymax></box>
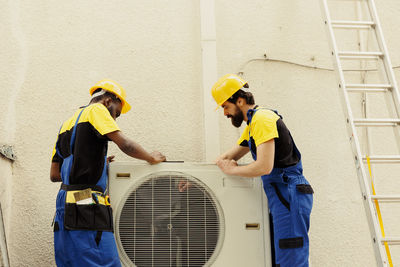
<box><xmin>211</xmin><ymin>178</ymin><xmax>268</xmax><ymax>267</ymax></box>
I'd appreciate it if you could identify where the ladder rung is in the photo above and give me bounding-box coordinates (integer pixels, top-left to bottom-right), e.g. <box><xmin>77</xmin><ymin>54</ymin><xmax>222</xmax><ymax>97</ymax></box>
<box><xmin>332</xmin><ymin>20</ymin><xmax>375</xmax><ymax>29</ymax></box>
<box><xmin>362</xmin><ymin>155</ymin><xmax>400</xmax><ymax>163</ymax></box>
<box><xmin>370</xmin><ymin>195</ymin><xmax>400</xmax><ymax>202</ymax></box>
<box><xmin>381</xmin><ymin>237</ymin><xmax>400</xmax><ymax>245</ymax></box>
<box><xmin>338</xmin><ymin>51</ymin><xmax>383</xmax><ymax>60</ymax></box>
<box><xmin>346</xmin><ymin>84</ymin><xmax>392</xmax><ymax>92</ymax></box>
<box><xmin>353</xmin><ymin>118</ymin><xmax>400</xmax><ymax>126</ymax></box>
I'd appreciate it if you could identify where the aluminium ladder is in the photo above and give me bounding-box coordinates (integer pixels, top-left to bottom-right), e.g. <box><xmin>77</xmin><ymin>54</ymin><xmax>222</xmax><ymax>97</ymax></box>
<box><xmin>321</xmin><ymin>0</ymin><xmax>400</xmax><ymax>266</ymax></box>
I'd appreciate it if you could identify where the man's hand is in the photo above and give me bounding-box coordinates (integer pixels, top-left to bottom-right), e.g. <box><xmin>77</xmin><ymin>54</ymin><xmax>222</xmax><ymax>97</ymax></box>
<box><xmin>148</xmin><ymin>151</ymin><xmax>166</xmax><ymax>164</ymax></box>
<box><xmin>215</xmin><ymin>154</ymin><xmax>229</xmax><ymax>163</ymax></box>
<box><xmin>107</xmin><ymin>155</ymin><xmax>115</xmax><ymax>164</ymax></box>
<box><xmin>215</xmin><ymin>145</ymin><xmax>249</xmax><ymax>163</ymax></box>
<box><xmin>178</xmin><ymin>180</ymin><xmax>192</xmax><ymax>192</ymax></box>
<box><xmin>216</xmin><ymin>159</ymin><xmax>238</xmax><ymax>175</ymax></box>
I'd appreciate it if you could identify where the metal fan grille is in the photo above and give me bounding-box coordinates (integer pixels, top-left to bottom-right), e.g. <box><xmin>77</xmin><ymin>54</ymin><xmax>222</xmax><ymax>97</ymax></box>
<box><xmin>118</xmin><ymin>172</ymin><xmax>223</xmax><ymax>267</ymax></box>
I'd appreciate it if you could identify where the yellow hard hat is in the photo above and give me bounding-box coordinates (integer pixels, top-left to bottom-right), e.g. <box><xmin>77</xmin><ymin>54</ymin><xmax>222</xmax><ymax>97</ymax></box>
<box><xmin>211</xmin><ymin>74</ymin><xmax>247</xmax><ymax>109</ymax></box>
<box><xmin>89</xmin><ymin>79</ymin><xmax>131</xmax><ymax>114</ymax></box>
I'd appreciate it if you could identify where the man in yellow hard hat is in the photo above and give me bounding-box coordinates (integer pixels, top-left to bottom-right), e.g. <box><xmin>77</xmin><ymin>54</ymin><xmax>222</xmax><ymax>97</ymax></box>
<box><xmin>212</xmin><ymin>74</ymin><xmax>313</xmax><ymax>267</ymax></box>
<box><xmin>50</xmin><ymin>79</ymin><xmax>166</xmax><ymax>266</ymax></box>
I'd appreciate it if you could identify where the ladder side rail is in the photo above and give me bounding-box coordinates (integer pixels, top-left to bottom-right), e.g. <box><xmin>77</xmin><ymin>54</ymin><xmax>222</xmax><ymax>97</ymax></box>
<box><xmin>321</xmin><ymin>1</ymin><xmax>388</xmax><ymax>266</ymax></box>
<box><xmin>367</xmin><ymin>0</ymin><xmax>400</xmax><ymax>159</ymax></box>
<box><xmin>367</xmin><ymin>0</ymin><xmax>400</xmax><ymax>115</ymax></box>
<box><xmin>356</xmin><ymin>0</ymin><xmax>373</xmax><ymax>166</ymax></box>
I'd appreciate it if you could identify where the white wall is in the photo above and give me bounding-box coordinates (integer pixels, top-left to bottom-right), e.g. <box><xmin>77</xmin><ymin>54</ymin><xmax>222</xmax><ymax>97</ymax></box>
<box><xmin>1</xmin><ymin>0</ymin><xmax>400</xmax><ymax>266</ymax></box>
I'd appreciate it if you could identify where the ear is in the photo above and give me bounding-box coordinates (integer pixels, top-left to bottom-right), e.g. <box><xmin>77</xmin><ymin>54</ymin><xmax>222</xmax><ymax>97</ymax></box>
<box><xmin>103</xmin><ymin>97</ymin><xmax>112</xmax><ymax>108</ymax></box>
<box><xmin>236</xmin><ymin>97</ymin><xmax>244</xmax><ymax>107</ymax></box>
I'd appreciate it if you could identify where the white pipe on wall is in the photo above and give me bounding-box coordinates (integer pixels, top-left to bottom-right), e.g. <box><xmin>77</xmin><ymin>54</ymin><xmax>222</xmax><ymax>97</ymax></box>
<box><xmin>0</xmin><ymin>204</ymin><xmax>9</xmax><ymax>267</ymax></box>
<box><xmin>200</xmin><ymin>0</ymin><xmax>220</xmax><ymax>162</ymax></box>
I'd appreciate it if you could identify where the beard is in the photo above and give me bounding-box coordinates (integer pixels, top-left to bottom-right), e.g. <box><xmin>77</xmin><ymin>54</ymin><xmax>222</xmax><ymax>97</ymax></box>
<box><xmin>228</xmin><ymin>105</ymin><xmax>244</xmax><ymax>128</ymax></box>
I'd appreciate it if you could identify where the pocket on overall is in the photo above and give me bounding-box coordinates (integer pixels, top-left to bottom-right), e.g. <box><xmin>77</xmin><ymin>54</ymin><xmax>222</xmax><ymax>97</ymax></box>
<box><xmin>295</xmin><ymin>184</ymin><xmax>314</xmax><ymax>214</ymax></box>
<box><xmin>64</xmin><ymin>191</ymin><xmax>113</xmax><ymax>231</ymax></box>
<box><xmin>270</xmin><ymin>182</ymin><xmax>291</xmax><ymax>213</ymax></box>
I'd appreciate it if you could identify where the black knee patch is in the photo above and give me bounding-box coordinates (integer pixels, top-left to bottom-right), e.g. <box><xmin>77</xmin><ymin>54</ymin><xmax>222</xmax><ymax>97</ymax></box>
<box><xmin>279</xmin><ymin>237</ymin><xmax>303</xmax><ymax>249</ymax></box>
<box><xmin>296</xmin><ymin>184</ymin><xmax>314</xmax><ymax>194</ymax></box>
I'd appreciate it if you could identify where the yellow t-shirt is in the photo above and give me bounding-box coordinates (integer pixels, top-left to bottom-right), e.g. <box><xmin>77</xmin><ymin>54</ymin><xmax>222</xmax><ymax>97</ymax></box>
<box><xmin>237</xmin><ymin>108</ymin><xmax>280</xmax><ymax>147</ymax></box>
<box><xmin>51</xmin><ymin>103</ymin><xmax>120</xmax><ymax>184</ymax></box>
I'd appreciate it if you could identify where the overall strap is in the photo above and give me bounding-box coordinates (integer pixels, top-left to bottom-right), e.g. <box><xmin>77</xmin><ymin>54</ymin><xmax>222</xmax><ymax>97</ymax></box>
<box><xmin>248</xmin><ymin>106</ymin><xmax>302</xmax><ymax>165</ymax></box>
<box><xmin>55</xmin><ymin>107</ymin><xmax>87</xmax><ymax>159</ymax></box>
<box><xmin>247</xmin><ymin>106</ymin><xmax>268</xmax><ymax>153</ymax></box>
<box><xmin>246</xmin><ymin>107</ymin><xmax>291</xmax><ymax>159</ymax></box>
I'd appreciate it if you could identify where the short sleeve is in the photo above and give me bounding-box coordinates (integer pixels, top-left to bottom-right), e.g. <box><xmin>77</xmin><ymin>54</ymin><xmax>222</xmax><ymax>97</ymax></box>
<box><xmin>88</xmin><ymin>104</ymin><xmax>121</xmax><ymax>136</ymax></box>
<box><xmin>251</xmin><ymin>110</ymin><xmax>280</xmax><ymax>147</ymax></box>
<box><xmin>51</xmin><ymin>145</ymin><xmax>59</xmax><ymax>162</ymax></box>
<box><xmin>237</xmin><ymin>125</ymin><xmax>250</xmax><ymax>147</ymax></box>
<box><xmin>51</xmin><ymin>126</ymin><xmax>63</xmax><ymax>163</ymax></box>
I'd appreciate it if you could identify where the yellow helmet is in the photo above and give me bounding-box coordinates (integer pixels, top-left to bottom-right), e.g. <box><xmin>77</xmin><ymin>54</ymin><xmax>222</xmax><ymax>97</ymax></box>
<box><xmin>89</xmin><ymin>79</ymin><xmax>131</xmax><ymax>114</ymax></box>
<box><xmin>211</xmin><ymin>74</ymin><xmax>247</xmax><ymax>109</ymax></box>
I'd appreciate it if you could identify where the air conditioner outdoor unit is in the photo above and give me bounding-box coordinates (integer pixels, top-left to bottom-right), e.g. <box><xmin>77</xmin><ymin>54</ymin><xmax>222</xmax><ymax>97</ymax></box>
<box><xmin>109</xmin><ymin>162</ymin><xmax>272</xmax><ymax>267</ymax></box>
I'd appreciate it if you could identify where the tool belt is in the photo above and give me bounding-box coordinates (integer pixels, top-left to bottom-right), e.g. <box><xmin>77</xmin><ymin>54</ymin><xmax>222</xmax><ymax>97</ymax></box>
<box><xmin>61</xmin><ymin>183</ymin><xmax>113</xmax><ymax>232</ymax></box>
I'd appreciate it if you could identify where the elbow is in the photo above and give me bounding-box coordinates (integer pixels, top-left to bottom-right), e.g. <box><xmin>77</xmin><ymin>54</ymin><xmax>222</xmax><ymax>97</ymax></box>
<box><xmin>50</xmin><ymin>169</ymin><xmax>61</xmax><ymax>182</ymax></box>
<box><xmin>261</xmin><ymin>166</ymin><xmax>273</xmax><ymax>176</ymax></box>
<box><xmin>258</xmin><ymin>163</ymin><xmax>273</xmax><ymax>176</ymax></box>
<box><xmin>50</xmin><ymin>163</ymin><xmax>61</xmax><ymax>182</ymax></box>
<box><xmin>50</xmin><ymin>175</ymin><xmax>61</xmax><ymax>183</ymax></box>
<box><xmin>256</xmin><ymin>157</ymin><xmax>274</xmax><ymax>176</ymax></box>
<box><xmin>265</xmin><ymin>163</ymin><xmax>274</xmax><ymax>175</ymax></box>
<box><xmin>264</xmin><ymin>167</ymin><xmax>273</xmax><ymax>175</ymax></box>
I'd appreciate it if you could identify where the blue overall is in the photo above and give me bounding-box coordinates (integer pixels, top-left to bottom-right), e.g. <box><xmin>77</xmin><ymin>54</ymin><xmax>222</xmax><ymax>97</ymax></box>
<box><xmin>53</xmin><ymin>107</ymin><xmax>121</xmax><ymax>267</ymax></box>
<box><xmin>247</xmin><ymin>108</ymin><xmax>313</xmax><ymax>267</ymax></box>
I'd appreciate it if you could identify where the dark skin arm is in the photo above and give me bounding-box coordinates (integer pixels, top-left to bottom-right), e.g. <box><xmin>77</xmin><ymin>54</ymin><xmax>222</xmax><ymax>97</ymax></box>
<box><xmin>50</xmin><ymin>130</ymin><xmax>166</xmax><ymax>182</ymax></box>
<box><xmin>50</xmin><ymin>162</ymin><xmax>61</xmax><ymax>182</ymax></box>
<box><xmin>106</xmin><ymin>130</ymin><xmax>165</xmax><ymax>164</ymax></box>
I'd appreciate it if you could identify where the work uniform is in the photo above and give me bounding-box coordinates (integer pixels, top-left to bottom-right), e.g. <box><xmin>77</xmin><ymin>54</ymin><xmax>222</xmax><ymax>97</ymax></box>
<box><xmin>51</xmin><ymin>103</ymin><xmax>121</xmax><ymax>267</ymax></box>
<box><xmin>237</xmin><ymin>106</ymin><xmax>313</xmax><ymax>267</ymax></box>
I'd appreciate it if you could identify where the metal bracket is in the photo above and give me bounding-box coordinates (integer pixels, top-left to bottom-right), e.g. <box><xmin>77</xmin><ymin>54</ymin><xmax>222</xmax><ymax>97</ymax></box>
<box><xmin>0</xmin><ymin>145</ymin><xmax>16</xmax><ymax>161</ymax></box>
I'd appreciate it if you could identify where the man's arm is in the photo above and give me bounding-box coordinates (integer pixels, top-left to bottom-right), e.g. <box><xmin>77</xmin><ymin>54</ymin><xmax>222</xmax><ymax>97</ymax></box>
<box><xmin>107</xmin><ymin>130</ymin><xmax>166</xmax><ymax>164</ymax></box>
<box><xmin>216</xmin><ymin>139</ymin><xmax>274</xmax><ymax>177</ymax></box>
<box><xmin>50</xmin><ymin>162</ymin><xmax>61</xmax><ymax>182</ymax></box>
<box><xmin>216</xmin><ymin>145</ymin><xmax>249</xmax><ymax>162</ymax></box>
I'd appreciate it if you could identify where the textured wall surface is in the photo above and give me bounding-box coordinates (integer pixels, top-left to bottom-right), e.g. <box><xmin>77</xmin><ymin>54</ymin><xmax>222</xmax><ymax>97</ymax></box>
<box><xmin>1</xmin><ymin>0</ymin><xmax>400</xmax><ymax>266</ymax></box>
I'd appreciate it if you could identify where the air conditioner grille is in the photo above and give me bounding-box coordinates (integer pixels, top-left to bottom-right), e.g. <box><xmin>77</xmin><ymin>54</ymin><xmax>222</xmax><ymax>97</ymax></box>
<box><xmin>117</xmin><ymin>172</ymin><xmax>223</xmax><ymax>267</ymax></box>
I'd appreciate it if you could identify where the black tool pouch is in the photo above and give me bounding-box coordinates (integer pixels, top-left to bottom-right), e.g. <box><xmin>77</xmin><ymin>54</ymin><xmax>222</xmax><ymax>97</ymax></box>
<box><xmin>296</xmin><ymin>184</ymin><xmax>314</xmax><ymax>194</ymax></box>
<box><xmin>64</xmin><ymin>203</ymin><xmax>113</xmax><ymax>232</ymax></box>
